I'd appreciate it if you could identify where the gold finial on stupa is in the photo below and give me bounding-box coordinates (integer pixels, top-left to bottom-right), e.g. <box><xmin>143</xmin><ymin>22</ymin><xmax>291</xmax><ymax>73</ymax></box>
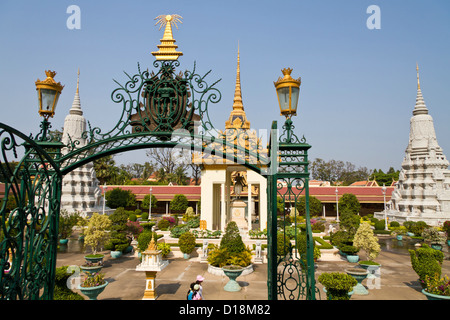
<box><xmin>225</xmin><ymin>45</ymin><xmax>250</xmax><ymax>130</ymax></box>
<box><xmin>151</xmin><ymin>14</ymin><xmax>183</xmax><ymax>61</ymax></box>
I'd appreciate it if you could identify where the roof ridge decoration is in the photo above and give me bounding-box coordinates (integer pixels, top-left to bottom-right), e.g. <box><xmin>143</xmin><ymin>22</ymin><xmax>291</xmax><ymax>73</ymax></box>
<box><xmin>151</xmin><ymin>14</ymin><xmax>183</xmax><ymax>60</ymax></box>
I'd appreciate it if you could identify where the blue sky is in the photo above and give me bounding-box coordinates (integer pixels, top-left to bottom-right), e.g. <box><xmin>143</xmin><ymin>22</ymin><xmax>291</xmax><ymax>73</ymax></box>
<box><xmin>1</xmin><ymin>0</ymin><xmax>450</xmax><ymax>173</ymax></box>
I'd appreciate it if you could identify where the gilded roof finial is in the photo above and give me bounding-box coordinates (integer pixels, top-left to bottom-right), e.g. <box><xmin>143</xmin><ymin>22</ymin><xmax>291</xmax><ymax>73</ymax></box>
<box><xmin>225</xmin><ymin>44</ymin><xmax>250</xmax><ymax>130</ymax></box>
<box><xmin>151</xmin><ymin>14</ymin><xmax>183</xmax><ymax>60</ymax></box>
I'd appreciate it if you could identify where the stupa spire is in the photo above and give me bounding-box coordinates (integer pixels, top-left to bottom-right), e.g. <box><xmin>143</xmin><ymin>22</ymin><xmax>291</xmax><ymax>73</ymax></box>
<box><xmin>70</xmin><ymin>69</ymin><xmax>83</xmax><ymax>116</ymax></box>
<box><xmin>413</xmin><ymin>63</ymin><xmax>428</xmax><ymax>116</ymax></box>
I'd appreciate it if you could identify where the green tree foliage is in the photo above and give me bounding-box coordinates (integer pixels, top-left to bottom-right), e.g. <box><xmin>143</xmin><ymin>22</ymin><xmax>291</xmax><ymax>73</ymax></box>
<box><xmin>170</xmin><ymin>194</ymin><xmax>189</xmax><ymax>213</ymax></box>
<box><xmin>296</xmin><ymin>196</ymin><xmax>322</xmax><ymax>215</ymax></box>
<box><xmin>84</xmin><ymin>213</ymin><xmax>112</xmax><ymax>254</ymax></box>
<box><xmin>370</xmin><ymin>167</ymin><xmax>400</xmax><ymax>186</ymax></box>
<box><xmin>105</xmin><ymin>188</ymin><xmax>136</xmax><ymax>209</ymax></box>
<box><xmin>338</xmin><ymin>193</ymin><xmax>361</xmax><ymax>235</ymax></box>
<box><xmin>141</xmin><ymin>194</ymin><xmax>158</xmax><ymax>210</ymax></box>
<box><xmin>409</xmin><ymin>245</ymin><xmax>444</xmax><ymax>283</ymax></box>
<box><xmin>353</xmin><ymin>222</ymin><xmax>381</xmax><ymax>261</ymax></box>
<box><xmin>310</xmin><ymin>158</ymin><xmax>370</xmax><ymax>186</ymax></box>
<box><xmin>220</xmin><ymin>221</ymin><xmax>245</xmax><ymax>254</ymax></box>
<box><xmin>105</xmin><ymin>207</ymin><xmax>131</xmax><ymax>252</ymax></box>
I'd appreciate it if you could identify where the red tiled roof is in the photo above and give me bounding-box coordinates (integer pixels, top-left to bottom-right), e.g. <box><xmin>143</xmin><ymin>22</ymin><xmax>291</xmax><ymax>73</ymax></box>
<box><xmin>100</xmin><ymin>184</ymin><xmax>393</xmax><ymax>204</ymax></box>
<box><xmin>100</xmin><ymin>185</ymin><xmax>201</xmax><ymax>201</ymax></box>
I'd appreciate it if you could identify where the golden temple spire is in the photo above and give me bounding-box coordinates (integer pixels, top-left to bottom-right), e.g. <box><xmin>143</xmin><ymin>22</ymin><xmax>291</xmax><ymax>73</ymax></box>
<box><xmin>225</xmin><ymin>45</ymin><xmax>250</xmax><ymax>130</ymax></box>
<box><xmin>151</xmin><ymin>14</ymin><xmax>183</xmax><ymax>60</ymax></box>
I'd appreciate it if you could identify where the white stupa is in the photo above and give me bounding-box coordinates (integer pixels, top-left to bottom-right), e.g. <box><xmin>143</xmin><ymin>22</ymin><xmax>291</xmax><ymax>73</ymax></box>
<box><xmin>376</xmin><ymin>65</ymin><xmax>450</xmax><ymax>226</ymax></box>
<box><xmin>60</xmin><ymin>70</ymin><xmax>106</xmax><ymax>217</ymax></box>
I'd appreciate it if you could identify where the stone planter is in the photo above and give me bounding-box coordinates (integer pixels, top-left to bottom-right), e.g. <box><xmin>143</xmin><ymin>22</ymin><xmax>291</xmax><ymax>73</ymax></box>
<box><xmin>346</xmin><ymin>268</ymin><xmax>369</xmax><ymax>295</ymax></box>
<box><xmin>84</xmin><ymin>254</ymin><xmax>104</xmax><ymax>264</ymax></box>
<box><xmin>80</xmin><ymin>264</ymin><xmax>103</xmax><ymax>275</ymax></box>
<box><xmin>208</xmin><ymin>264</ymin><xmax>254</xmax><ymax>276</ymax></box>
<box><xmin>422</xmin><ymin>289</ymin><xmax>450</xmax><ymax>300</ymax></box>
<box><xmin>346</xmin><ymin>255</ymin><xmax>359</xmax><ymax>263</ymax></box>
<box><xmin>79</xmin><ymin>281</ymin><xmax>108</xmax><ymax>300</ymax></box>
<box><xmin>222</xmin><ymin>265</ymin><xmax>244</xmax><ymax>292</ymax></box>
<box><xmin>431</xmin><ymin>243</ymin><xmax>442</xmax><ymax>251</ymax></box>
<box><xmin>110</xmin><ymin>251</ymin><xmax>122</xmax><ymax>259</ymax></box>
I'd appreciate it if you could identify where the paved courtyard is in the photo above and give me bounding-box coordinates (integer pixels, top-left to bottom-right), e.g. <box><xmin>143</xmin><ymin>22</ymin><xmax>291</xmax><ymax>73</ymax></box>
<box><xmin>56</xmin><ymin>238</ymin><xmax>450</xmax><ymax>301</ymax></box>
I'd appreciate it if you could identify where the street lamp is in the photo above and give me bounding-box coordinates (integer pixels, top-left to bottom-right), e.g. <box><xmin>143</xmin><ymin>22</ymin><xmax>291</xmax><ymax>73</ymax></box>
<box><xmin>382</xmin><ymin>184</ymin><xmax>388</xmax><ymax>230</ymax></box>
<box><xmin>149</xmin><ymin>187</ymin><xmax>153</xmax><ymax>219</ymax></box>
<box><xmin>233</xmin><ymin>173</ymin><xmax>244</xmax><ymax>198</ymax></box>
<box><xmin>274</xmin><ymin>68</ymin><xmax>301</xmax><ymax>142</ymax></box>
<box><xmin>335</xmin><ymin>187</ymin><xmax>339</xmax><ymax>222</ymax></box>
<box><xmin>35</xmin><ymin>70</ymin><xmax>64</xmax><ymax>141</ymax></box>
<box><xmin>102</xmin><ymin>184</ymin><xmax>107</xmax><ymax>215</ymax></box>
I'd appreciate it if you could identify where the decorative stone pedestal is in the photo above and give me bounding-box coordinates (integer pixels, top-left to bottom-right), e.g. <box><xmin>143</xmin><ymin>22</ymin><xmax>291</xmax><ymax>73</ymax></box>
<box><xmin>230</xmin><ymin>199</ymin><xmax>247</xmax><ymax>231</ymax></box>
<box><xmin>136</xmin><ymin>238</ymin><xmax>168</xmax><ymax>300</ymax></box>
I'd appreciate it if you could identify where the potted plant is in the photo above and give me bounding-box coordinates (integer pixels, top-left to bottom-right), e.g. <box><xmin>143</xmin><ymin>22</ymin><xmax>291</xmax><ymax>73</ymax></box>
<box><xmin>318</xmin><ymin>272</ymin><xmax>357</xmax><ymax>300</ymax></box>
<box><xmin>340</xmin><ymin>245</ymin><xmax>359</xmax><ymax>263</ymax></box>
<box><xmin>421</xmin><ymin>273</ymin><xmax>450</xmax><ymax>300</ymax></box>
<box><xmin>353</xmin><ymin>222</ymin><xmax>381</xmax><ymax>271</ymax></box>
<box><xmin>178</xmin><ymin>231</ymin><xmax>196</xmax><ymax>259</ymax></box>
<box><xmin>393</xmin><ymin>228</ymin><xmax>406</xmax><ymax>240</ymax></box>
<box><xmin>80</xmin><ymin>260</ymin><xmax>103</xmax><ymax>275</ymax></box>
<box><xmin>58</xmin><ymin>210</ymin><xmax>80</xmax><ymax>244</ymax></box>
<box><xmin>105</xmin><ymin>208</ymin><xmax>132</xmax><ymax>258</ymax></box>
<box><xmin>442</xmin><ymin>221</ymin><xmax>450</xmax><ymax>246</ymax></box>
<box><xmin>78</xmin><ymin>272</ymin><xmax>108</xmax><ymax>300</ymax></box>
<box><xmin>422</xmin><ymin>227</ymin><xmax>446</xmax><ymax>250</ymax></box>
<box><xmin>409</xmin><ymin>244</ymin><xmax>444</xmax><ymax>286</ymax></box>
<box><xmin>83</xmin><ymin>213</ymin><xmax>112</xmax><ymax>261</ymax></box>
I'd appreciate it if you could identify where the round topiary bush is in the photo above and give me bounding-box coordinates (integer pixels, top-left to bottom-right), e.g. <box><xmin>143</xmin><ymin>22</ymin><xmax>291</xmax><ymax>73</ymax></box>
<box><xmin>374</xmin><ymin>220</ymin><xmax>386</xmax><ymax>231</ymax></box>
<box><xmin>178</xmin><ymin>231</ymin><xmax>196</xmax><ymax>254</ymax></box>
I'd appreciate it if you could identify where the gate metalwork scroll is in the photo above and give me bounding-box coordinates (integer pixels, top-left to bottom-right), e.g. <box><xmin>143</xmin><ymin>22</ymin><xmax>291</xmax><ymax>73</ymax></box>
<box><xmin>0</xmin><ymin>123</ymin><xmax>62</xmax><ymax>299</ymax></box>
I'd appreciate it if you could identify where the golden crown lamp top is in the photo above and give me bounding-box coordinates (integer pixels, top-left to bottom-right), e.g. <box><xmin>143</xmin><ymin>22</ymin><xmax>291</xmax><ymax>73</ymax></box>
<box><xmin>35</xmin><ymin>70</ymin><xmax>64</xmax><ymax>90</ymax></box>
<box><xmin>274</xmin><ymin>68</ymin><xmax>301</xmax><ymax>88</ymax></box>
<box><xmin>151</xmin><ymin>14</ymin><xmax>183</xmax><ymax>60</ymax></box>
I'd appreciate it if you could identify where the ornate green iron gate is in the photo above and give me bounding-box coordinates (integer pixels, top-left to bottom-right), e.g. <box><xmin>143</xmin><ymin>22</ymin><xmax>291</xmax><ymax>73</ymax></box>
<box><xmin>0</xmin><ymin>15</ymin><xmax>316</xmax><ymax>300</ymax></box>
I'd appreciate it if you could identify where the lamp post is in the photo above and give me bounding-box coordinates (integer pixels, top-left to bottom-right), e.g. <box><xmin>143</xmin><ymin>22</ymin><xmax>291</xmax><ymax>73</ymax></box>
<box><xmin>382</xmin><ymin>184</ymin><xmax>387</xmax><ymax>230</ymax></box>
<box><xmin>272</xmin><ymin>68</ymin><xmax>317</xmax><ymax>300</ymax></box>
<box><xmin>35</xmin><ymin>70</ymin><xmax>64</xmax><ymax>141</ymax></box>
<box><xmin>335</xmin><ymin>187</ymin><xmax>339</xmax><ymax>222</ymax></box>
<box><xmin>102</xmin><ymin>184</ymin><xmax>107</xmax><ymax>215</ymax></box>
<box><xmin>274</xmin><ymin>68</ymin><xmax>301</xmax><ymax>142</ymax></box>
<box><xmin>149</xmin><ymin>187</ymin><xmax>153</xmax><ymax>219</ymax></box>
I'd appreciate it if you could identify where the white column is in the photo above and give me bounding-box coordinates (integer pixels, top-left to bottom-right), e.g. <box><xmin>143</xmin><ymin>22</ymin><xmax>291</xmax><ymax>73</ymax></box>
<box><xmin>221</xmin><ymin>183</ymin><xmax>226</xmax><ymax>232</ymax></box>
<box><xmin>248</xmin><ymin>183</ymin><xmax>252</xmax><ymax>232</ymax></box>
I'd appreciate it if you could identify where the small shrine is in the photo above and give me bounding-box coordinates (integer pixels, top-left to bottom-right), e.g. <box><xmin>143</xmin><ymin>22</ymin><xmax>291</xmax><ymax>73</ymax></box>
<box><xmin>135</xmin><ymin>237</ymin><xmax>168</xmax><ymax>300</ymax></box>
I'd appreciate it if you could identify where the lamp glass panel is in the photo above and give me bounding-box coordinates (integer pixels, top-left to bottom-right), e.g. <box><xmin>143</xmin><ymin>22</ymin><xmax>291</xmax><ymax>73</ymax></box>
<box><xmin>40</xmin><ymin>89</ymin><xmax>57</xmax><ymax>112</ymax></box>
<box><xmin>290</xmin><ymin>87</ymin><xmax>300</xmax><ymax>112</ymax></box>
<box><xmin>277</xmin><ymin>87</ymin><xmax>290</xmax><ymax>112</ymax></box>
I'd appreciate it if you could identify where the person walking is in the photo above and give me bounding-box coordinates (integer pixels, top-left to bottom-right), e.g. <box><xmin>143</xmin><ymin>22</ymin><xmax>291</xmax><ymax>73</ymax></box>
<box><xmin>195</xmin><ymin>275</ymin><xmax>204</xmax><ymax>299</ymax></box>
